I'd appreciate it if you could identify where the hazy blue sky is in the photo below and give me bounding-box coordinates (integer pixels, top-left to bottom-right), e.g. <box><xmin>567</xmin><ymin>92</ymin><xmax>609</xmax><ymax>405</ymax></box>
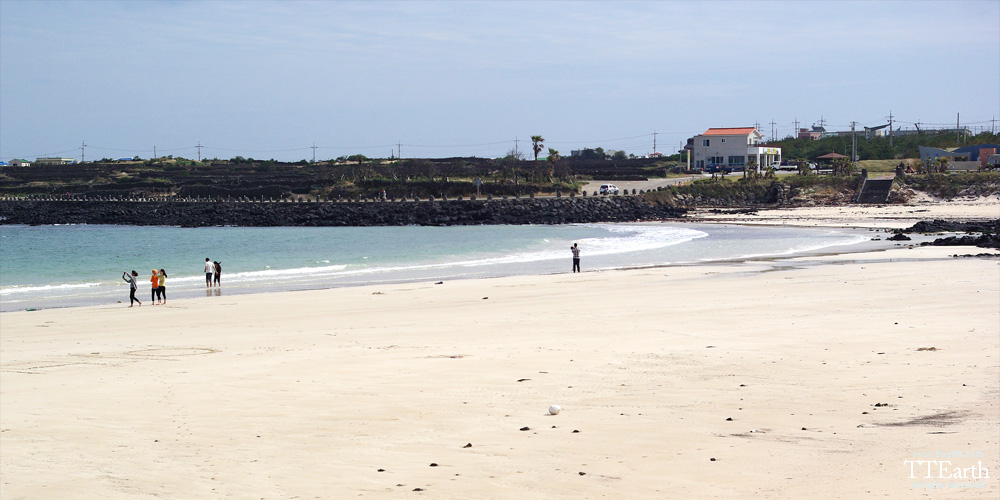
<box><xmin>2</xmin><ymin>0</ymin><xmax>998</xmax><ymax>162</ymax></box>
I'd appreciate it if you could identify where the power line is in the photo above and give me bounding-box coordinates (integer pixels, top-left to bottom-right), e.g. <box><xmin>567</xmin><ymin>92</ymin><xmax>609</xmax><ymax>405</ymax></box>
<box><xmin>9</xmin><ymin>120</ymin><xmax>998</xmax><ymax>163</ymax></box>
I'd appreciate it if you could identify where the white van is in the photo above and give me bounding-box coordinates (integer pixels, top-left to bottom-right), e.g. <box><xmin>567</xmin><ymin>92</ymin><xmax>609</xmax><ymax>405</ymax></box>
<box><xmin>599</xmin><ymin>184</ymin><xmax>620</xmax><ymax>195</ymax></box>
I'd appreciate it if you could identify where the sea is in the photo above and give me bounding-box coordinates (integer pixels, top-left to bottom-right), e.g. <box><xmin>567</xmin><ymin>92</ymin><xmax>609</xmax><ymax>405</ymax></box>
<box><xmin>0</xmin><ymin>223</ymin><xmax>884</xmax><ymax>312</ymax></box>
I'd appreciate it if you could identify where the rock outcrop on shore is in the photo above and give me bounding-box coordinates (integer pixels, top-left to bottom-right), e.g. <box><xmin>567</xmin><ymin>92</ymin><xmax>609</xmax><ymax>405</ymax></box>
<box><xmin>0</xmin><ymin>197</ymin><xmax>686</xmax><ymax>227</ymax></box>
<box><xmin>902</xmin><ymin>219</ymin><xmax>1000</xmax><ymax>249</ymax></box>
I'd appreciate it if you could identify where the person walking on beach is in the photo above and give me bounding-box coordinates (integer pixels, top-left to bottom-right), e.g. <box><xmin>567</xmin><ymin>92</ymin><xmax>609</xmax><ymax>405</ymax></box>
<box><xmin>204</xmin><ymin>258</ymin><xmax>213</xmax><ymax>287</ymax></box>
<box><xmin>157</xmin><ymin>269</ymin><xmax>167</xmax><ymax>304</ymax></box>
<box><xmin>213</xmin><ymin>261</ymin><xmax>221</xmax><ymax>287</ymax></box>
<box><xmin>571</xmin><ymin>243</ymin><xmax>581</xmax><ymax>273</ymax></box>
<box><xmin>123</xmin><ymin>270</ymin><xmax>141</xmax><ymax>307</ymax></box>
<box><xmin>150</xmin><ymin>269</ymin><xmax>160</xmax><ymax>304</ymax></box>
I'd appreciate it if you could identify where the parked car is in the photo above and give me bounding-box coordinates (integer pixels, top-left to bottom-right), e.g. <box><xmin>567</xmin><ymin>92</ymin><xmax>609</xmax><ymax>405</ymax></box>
<box><xmin>599</xmin><ymin>184</ymin><xmax>620</xmax><ymax>195</ymax></box>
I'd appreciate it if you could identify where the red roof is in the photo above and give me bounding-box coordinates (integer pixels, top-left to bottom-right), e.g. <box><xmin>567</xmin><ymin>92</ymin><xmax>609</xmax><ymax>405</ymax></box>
<box><xmin>703</xmin><ymin>127</ymin><xmax>757</xmax><ymax>136</ymax></box>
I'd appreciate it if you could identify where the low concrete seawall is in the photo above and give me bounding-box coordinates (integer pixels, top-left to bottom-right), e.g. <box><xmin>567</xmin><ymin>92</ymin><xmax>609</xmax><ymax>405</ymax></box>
<box><xmin>0</xmin><ymin>196</ymin><xmax>685</xmax><ymax>227</ymax></box>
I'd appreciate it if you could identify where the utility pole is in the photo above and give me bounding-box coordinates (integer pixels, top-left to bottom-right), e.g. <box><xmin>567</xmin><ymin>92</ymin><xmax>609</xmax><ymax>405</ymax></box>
<box><xmin>197</xmin><ymin>142</ymin><xmax>203</xmax><ymax>162</ymax></box>
<box><xmin>957</xmin><ymin>112</ymin><xmax>961</xmax><ymax>142</ymax></box>
<box><xmin>887</xmin><ymin>110</ymin><xmax>894</xmax><ymax>149</ymax></box>
<box><xmin>991</xmin><ymin>116</ymin><xmax>996</xmax><ymax>134</ymax></box>
<box><xmin>769</xmin><ymin>119</ymin><xmax>776</xmax><ymax>142</ymax></box>
<box><xmin>311</xmin><ymin>144</ymin><xmax>317</xmax><ymax>163</ymax></box>
<box><xmin>514</xmin><ymin>137</ymin><xmax>519</xmax><ymax>158</ymax></box>
<box><xmin>850</xmin><ymin>121</ymin><xmax>857</xmax><ymax>161</ymax></box>
<box><xmin>818</xmin><ymin>115</ymin><xmax>826</xmax><ymax>129</ymax></box>
<box><xmin>397</xmin><ymin>142</ymin><xmax>402</xmax><ymax>159</ymax></box>
<box><xmin>80</xmin><ymin>141</ymin><xmax>87</xmax><ymax>163</ymax></box>
<box><xmin>653</xmin><ymin>130</ymin><xmax>658</xmax><ymax>153</ymax></box>
<box><xmin>793</xmin><ymin>117</ymin><xmax>799</xmax><ymax>137</ymax></box>
<box><xmin>153</xmin><ymin>146</ymin><xmax>157</xmax><ymax>159</ymax></box>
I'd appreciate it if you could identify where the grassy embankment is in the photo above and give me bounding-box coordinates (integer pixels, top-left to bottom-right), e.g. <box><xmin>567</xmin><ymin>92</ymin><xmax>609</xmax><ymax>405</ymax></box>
<box><xmin>642</xmin><ymin>171</ymin><xmax>1000</xmax><ymax>207</ymax></box>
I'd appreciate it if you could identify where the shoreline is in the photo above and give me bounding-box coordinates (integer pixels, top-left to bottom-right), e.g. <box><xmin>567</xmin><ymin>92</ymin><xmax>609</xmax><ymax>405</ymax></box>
<box><xmin>1</xmin><ymin>218</ymin><xmax>993</xmax><ymax>314</ymax></box>
<box><xmin>0</xmin><ymin>223</ymin><xmax>913</xmax><ymax>314</ymax></box>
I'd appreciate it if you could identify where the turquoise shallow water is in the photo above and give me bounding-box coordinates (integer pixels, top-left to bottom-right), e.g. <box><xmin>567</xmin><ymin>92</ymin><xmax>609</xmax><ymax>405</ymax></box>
<box><xmin>0</xmin><ymin>223</ymin><xmax>878</xmax><ymax>311</ymax></box>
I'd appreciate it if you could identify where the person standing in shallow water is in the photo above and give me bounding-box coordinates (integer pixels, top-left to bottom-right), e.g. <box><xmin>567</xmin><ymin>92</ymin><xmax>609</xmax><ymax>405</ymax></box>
<box><xmin>123</xmin><ymin>270</ymin><xmax>141</xmax><ymax>307</ymax></box>
<box><xmin>571</xmin><ymin>243</ymin><xmax>581</xmax><ymax>273</ymax></box>
<box><xmin>204</xmin><ymin>258</ymin><xmax>213</xmax><ymax>287</ymax></box>
<box><xmin>213</xmin><ymin>261</ymin><xmax>221</xmax><ymax>287</ymax></box>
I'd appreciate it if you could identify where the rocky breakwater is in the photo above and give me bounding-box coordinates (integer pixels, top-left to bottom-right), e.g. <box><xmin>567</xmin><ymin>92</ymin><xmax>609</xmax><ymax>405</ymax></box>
<box><xmin>0</xmin><ymin>196</ymin><xmax>686</xmax><ymax>227</ymax></box>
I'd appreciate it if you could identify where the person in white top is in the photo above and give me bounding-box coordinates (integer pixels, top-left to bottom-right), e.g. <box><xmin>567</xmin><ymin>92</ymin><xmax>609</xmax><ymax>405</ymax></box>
<box><xmin>204</xmin><ymin>258</ymin><xmax>214</xmax><ymax>287</ymax></box>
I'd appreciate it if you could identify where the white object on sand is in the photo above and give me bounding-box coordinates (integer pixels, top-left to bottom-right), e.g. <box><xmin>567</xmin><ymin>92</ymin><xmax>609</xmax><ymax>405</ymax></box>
<box><xmin>548</xmin><ymin>405</ymin><xmax>561</xmax><ymax>415</ymax></box>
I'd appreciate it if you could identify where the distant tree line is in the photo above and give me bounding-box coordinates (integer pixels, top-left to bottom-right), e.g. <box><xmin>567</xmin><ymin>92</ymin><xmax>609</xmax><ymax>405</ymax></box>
<box><xmin>771</xmin><ymin>131</ymin><xmax>1000</xmax><ymax>161</ymax></box>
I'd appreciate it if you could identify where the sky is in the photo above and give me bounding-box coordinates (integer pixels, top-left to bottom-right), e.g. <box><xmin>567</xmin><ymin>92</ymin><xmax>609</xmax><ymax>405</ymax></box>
<box><xmin>1</xmin><ymin>0</ymin><xmax>998</xmax><ymax>162</ymax></box>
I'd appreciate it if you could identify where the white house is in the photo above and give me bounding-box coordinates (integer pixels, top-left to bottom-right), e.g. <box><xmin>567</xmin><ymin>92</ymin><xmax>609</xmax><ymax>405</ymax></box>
<box><xmin>691</xmin><ymin>127</ymin><xmax>781</xmax><ymax>172</ymax></box>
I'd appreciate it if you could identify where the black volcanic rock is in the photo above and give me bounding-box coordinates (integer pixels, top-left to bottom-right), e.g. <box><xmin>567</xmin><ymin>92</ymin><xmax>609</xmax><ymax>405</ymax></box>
<box><xmin>0</xmin><ymin>198</ymin><xmax>686</xmax><ymax>227</ymax></box>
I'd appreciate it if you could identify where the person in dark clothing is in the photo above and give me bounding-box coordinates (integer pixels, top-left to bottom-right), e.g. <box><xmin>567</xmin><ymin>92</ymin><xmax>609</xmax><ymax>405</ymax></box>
<box><xmin>213</xmin><ymin>261</ymin><xmax>221</xmax><ymax>286</ymax></box>
<box><xmin>123</xmin><ymin>270</ymin><xmax>141</xmax><ymax>307</ymax></box>
<box><xmin>571</xmin><ymin>243</ymin><xmax>581</xmax><ymax>273</ymax></box>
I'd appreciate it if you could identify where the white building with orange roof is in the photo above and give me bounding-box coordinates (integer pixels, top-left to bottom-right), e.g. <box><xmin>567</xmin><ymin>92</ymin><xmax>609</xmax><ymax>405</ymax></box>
<box><xmin>692</xmin><ymin>127</ymin><xmax>781</xmax><ymax>173</ymax></box>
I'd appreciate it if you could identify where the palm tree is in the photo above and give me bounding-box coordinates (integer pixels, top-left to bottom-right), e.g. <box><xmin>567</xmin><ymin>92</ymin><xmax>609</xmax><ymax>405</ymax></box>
<box><xmin>545</xmin><ymin>148</ymin><xmax>560</xmax><ymax>183</ymax></box>
<box><xmin>531</xmin><ymin>135</ymin><xmax>545</xmax><ymax>166</ymax></box>
<box><xmin>935</xmin><ymin>156</ymin><xmax>950</xmax><ymax>173</ymax></box>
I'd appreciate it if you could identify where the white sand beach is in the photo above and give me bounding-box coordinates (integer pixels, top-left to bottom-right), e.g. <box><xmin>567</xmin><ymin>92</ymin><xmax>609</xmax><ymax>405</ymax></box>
<box><xmin>2</xmin><ymin>203</ymin><xmax>998</xmax><ymax>499</ymax></box>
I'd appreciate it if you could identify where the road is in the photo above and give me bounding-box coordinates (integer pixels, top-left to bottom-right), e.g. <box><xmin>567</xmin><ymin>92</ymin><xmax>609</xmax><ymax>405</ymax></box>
<box><xmin>578</xmin><ymin>175</ymin><xmax>707</xmax><ymax>195</ymax></box>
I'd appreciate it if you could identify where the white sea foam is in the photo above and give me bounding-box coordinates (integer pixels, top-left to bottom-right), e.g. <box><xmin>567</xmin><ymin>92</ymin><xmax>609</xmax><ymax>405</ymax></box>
<box><xmin>0</xmin><ymin>281</ymin><xmax>103</xmax><ymax>297</ymax></box>
<box><xmin>721</xmin><ymin>231</ymin><xmax>870</xmax><ymax>261</ymax></box>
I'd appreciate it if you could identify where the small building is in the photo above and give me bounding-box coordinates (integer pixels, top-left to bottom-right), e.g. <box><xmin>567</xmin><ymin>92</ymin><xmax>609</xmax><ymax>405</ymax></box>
<box><xmin>864</xmin><ymin>124</ymin><xmax>890</xmax><ymax>139</ymax></box>
<box><xmin>11</xmin><ymin>159</ymin><xmax>31</xmax><ymax>167</ymax></box>
<box><xmin>34</xmin><ymin>157</ymin><xmax>75</xmax><ymax>165</ymax></box>
<box><xmin>691</xmin><ymin>127</ymin><xmax>781</xmax><ymax>173</ymax></box>
<box><xmin>917</xmin><ymin>145</ymin><xmax>999</xmax><ymax>171</ymax></box>
<box><xmin>952</xmin><ymin>144</ymin><xmax>1000</xmax><ymax>163</ymax></box>
<box><xmin>919</xmin><ymin>146</ymin><xmax>965</xmax><ymax>163</ymax></box>
<box><xmin>895</xmin><ymin>127</ymin><xmax>971</xmax><ymax>138</ymax></box>
<box><xmin>798</xmin><ymin>125</ymin><xmax>826</xmax><ymax>140</ymax></box>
